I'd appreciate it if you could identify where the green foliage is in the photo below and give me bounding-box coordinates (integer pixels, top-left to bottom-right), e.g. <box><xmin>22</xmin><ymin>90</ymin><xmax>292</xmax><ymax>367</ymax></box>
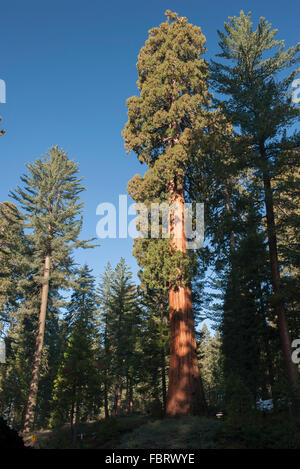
<box><xmin>208</xmin><ymin>10</ymin><xmax>300</xmax><ymax>407</ymax></box>
<box><xmin>36</xmin><ymin>416</ymin><xmax>148</xmax><ymax>449</ymax></box>
<box><xmin>221</xmin><ymin>411</ymin><xmax>300</xmax><ymax>449</ymax></box>
<box><xmin>50</xmin><ymin>266</ymin><xmax>101</xmax><ymax>427</ymax></box>
<box><xmin>0</xmin><ymin>291</ymin><xmax>61</xmax><ymax>429</ymax></box>
<box><xmin>198</xmin><ymin>324</ymin><xmax>224</xmax><ymax>410</ymax></box>
<box><xmin>224</xmin><ymin>374</ymin><xmax>255</xmax><ymax>417</ymax></box>
<box><xmin>97</xmin><ymin>259</ymin><xmax>142</xmax><ymax>416</ymax></box>
<box><xmin>135</xmin><ymin>288</ymin><xmax>169</xmax><ymax>412</ymax></box>
<box><xmin>0</xmin><ymin>202</ymin><xmax>26</xmax><ymax>333</ymax></box>
<box><xmin>10</xmin><ymin>145</ymin><xmax>95</xmax><ymax>289</ymax></box>
<box><xmin>211</xmin><ymin>10</ymin><xmax>300</xmax><ymax>142</ymax></box>
<box><xmin>123</xmin><ymin>10</ymin><xmax>210</xmax><ymax>168</ymax></box>
<box><xmin>123</xmin><ymin>10</ymin><xmax>214</xmax><ymax>293</ymax></box>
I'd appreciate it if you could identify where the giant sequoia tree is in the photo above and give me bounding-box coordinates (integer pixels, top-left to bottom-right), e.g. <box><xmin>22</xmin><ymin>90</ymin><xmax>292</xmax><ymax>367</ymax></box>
<box><xmin>123</xmin><ymin>10</ymin><xmax>210</xmax><ymax>417</ymax></box>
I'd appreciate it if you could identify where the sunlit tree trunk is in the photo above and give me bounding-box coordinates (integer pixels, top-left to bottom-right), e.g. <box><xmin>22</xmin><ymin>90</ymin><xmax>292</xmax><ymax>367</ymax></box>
<box><xmin>166</xmin><ymin>184</ymin><xmax>207</xmax><ymax>417</ymax></box>
<box><xmin>23</xmin><ymin>254</ymin><xmax>51</xmax><ymax>433</ymax></box>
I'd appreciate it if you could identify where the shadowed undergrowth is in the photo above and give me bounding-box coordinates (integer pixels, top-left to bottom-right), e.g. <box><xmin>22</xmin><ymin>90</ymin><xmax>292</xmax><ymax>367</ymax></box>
<box><xmin>117</xmin><ymin>417</ymin><xmax>221</xmax><ymax>449</ymax></box>
<box><xmin>30</xmin><ymin>412</ymin><xmax>300</xmax><ymax>449</ymax></box>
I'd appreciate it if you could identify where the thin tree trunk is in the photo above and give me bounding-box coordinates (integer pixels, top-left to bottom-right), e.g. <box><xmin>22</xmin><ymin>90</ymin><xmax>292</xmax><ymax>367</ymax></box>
<box><xmin>224</xmin><ymin>183</ymin><xmax>236</xmax><ymax>252</ymax></box>
<box><xmin>260</xmin><ymin>146</ymin><xmax>300</xmax><ymax>416</ymax></box>
<box><xmin>125</xmin><ymin>374</ymin><xmax>129</xmax><ymax>413</ymax></box>
<box><xmin>72</xmin><ymin>402</ymin><xmax>80</xmax><ymax>446</ymax></box>
<box><xmin>114</xmin><ymin>376</ymin><xmax>122</xmax><ymax>416</ymax></box>
<box><xmin>126</xmin><ymin>377</ymin><xmax>133</xmax><ymax>414</ymax></box>
<box><xmin>166</xmin><ymin>184</ymin><xmax>207</xmax><ymax>417</ymax></box>
<box><xmin>70</xmin><ymin>398</ymin><xmax>75</xmax><ymax>443</ymax></box>
<box><xmin>129</xmin><ymin>379</ymin><xmax>133</xmax><ymax>414</ymax></box>
<box><xmin>23</xmin><ymin>254</ymin><xmax>51</xmax><ymax>433</ymax></box>
<box><xmin>104</xmin><ymin>374</ymin><xmax>109</xmax><ymax>419</ymax></box>
<box><xmin>104</xmin><ymin>311</ymin><xmax>110</xmax><ymax>419</ymax></box>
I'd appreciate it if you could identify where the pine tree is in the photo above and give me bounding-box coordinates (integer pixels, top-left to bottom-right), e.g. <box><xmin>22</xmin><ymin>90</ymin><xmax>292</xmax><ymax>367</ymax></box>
<box><xmin>274</xmin><ymin>164</ymin><xmax>300</xmax><ymax>342</ymax></box>
<box><xmin>0</xmin><ymin>202</ymin><xmax>26</xmax><ymax>332</ymax></box>
<box><xmin>138</xmin><ymin>287</ymin><xmax>170</xmax><ymax>416</ymax></box>
<box><xmin>50</xmin><ymin>266</ymin><xmax>100</xmax><ymax>443</ymax></box>
<box><xmin>211</xmin><ymin>10</ymin><xmax>300</xmax><ymax>416</ymax></box>
<box><xmin>122</xmin><ymin>10</ymin><xmax>210</xmax><ymax>417</ymax></box>
<box><xmin>10</xmin><ymin>146</ymin><xmax>95</xmax><ymax>433</ymax></box>
<box><xmin>221</xmin><ymin>204</ymin><xmax>272</xmax><ymax>399</ymax></box>
<box><xmin>97</xmin><ymin>259</ymin><xmax>140</xmax><ymax>417</ymax></box>
<box><xmin>198</xmin><ymin>324</ymin><xmax>223</xmax><ymax>409</ymax></box>
<box><xmin>108</xmin><ymin>259</ymin><xmax>140</xmax><ymax>416</ymax></box>
<box><xmin>187</xmin><ymin>121</ymin><xmax>277</xmax><ymax>403</ymax></box>
<box><xmin>97</xmin><ymin>261</ymin><xmax>114</xmax><ymax>419</ymax></box>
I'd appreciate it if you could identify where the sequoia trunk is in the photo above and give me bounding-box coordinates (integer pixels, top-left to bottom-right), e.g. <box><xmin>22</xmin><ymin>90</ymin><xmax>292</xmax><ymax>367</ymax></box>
<box><xmin>166</xmin><ymin>185</ymin><xmax>207</xmax><ymax>417</ymax></box>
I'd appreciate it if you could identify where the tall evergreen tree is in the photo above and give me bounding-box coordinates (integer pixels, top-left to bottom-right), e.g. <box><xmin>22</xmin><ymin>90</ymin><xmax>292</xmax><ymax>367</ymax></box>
<box><xmin>221</xmin><ymin>204</ymin><xmax>272</xmax><ymax>399</ymax></box>
<box><xmin>198</xmin><ymin>324</ymin><xmax>223</xmax><ymax>409</ymax></box>
<box><xmin>97</xmin><ymin>261</ymin><xmax>114</xmax><ymax>419</ymax></box>
<box><xmin>123</xmin><ymin>10</ymin><xmax>210</xmax><ymax>417</ymax></box>
<box><xmin>50</xmin><ymin>266</ymin><xmax>100</xmax><ymax>443</ymax></box>
<box><xmin>97</xmin><ymin>259</ymin><xmax>140</xmax><ymax>417</ymax></box>
<box><xmin>10</xmin><ymin>146</ymin><xmax>94</xmax><ymax>433</ymax></box>
<box><xmin>138</xmin><ymin>287</ymin><xmax>169</xmax><ymax>416</ymax></box>
<box><xmin>108</xmin><ymin>259</ymin><xmax>140</xmax><ymax>416</ymax></box>
<box><xmin>211</xmin><ymin>10</ymin><xmax>300</xmax><ymax>416</ymax></box>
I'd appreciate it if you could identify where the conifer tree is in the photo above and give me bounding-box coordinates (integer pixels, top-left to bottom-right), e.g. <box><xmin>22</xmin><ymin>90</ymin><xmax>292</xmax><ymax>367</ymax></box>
<box><xmin>221</xmin><ymin>205</ymin><xmax>272</xmax><ymax>399</ymax></box>
<box><xmin>211</xmin><ymin>11</ymin><xmax>300</xmax><ymax>415</ymax></box>
<box><xmin>97</xmin><ymin>261</ymin><xmax>114</xmax><ymax>419</ymax></box>
<box><xmin>108</xmin><ymin>259</ymin><xmax>139</xmax><ymax>416</ymax></box>
<box><xmin>138</xmin><ymin>287</ymin><xmax>169</xmax><ymax>415</ymax></box>
<box><xmin>50</xmin><ymin>266</ymin><xmax>100</xmax><ymax>443</ymax></box>
<box><xmin>123</xmin><ymin>10</ymin><xmax>210</xmax><ymax>417</ymax></box>
<box><xmin>97</xmin><ymin>259</ymin><xmax>140</xmax><ymax>416</ymax></box>
<box><xmin>198</xmin><ymin>324</ymin><xmax>223</xmax><ymax>409</ymax></box>
<box><xmin>0</xmin><ymin>288</ymin><xmax>61</xmax><ymax>429</ymax></box>
<box><xmin>10</xmin><ymin>146</ymin><xmax>94</xmax><ymax>433</ymax></box>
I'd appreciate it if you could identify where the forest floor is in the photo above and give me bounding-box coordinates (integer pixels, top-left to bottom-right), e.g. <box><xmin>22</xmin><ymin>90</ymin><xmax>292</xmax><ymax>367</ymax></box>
<box><xmin>28</xmin><ymin>412</ymin><xmax>300</xmax><ymax>449</ymax></box>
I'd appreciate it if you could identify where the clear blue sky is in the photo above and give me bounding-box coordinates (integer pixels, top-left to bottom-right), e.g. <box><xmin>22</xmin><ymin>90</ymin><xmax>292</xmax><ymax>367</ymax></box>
<box><xmin>0</xmin><ymin>0</ymin><xmax>299</xmax><ymax>284</ymax></box>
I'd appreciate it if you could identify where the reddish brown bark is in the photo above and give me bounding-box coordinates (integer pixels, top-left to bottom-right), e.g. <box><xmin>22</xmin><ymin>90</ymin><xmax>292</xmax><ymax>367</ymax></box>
<box><xmin>125</xmin><ymin>377</ymin><xmax>134</xmax><ymax>415</ymax></box>
<box><xmin>113</xmin><ymin>376</ymin><xmax>122</xmax><ymax>416</ymax></box>
<box><xmin>165</xmin><ymin>185</ymin><xmax>207</xmax><ymax>417</ymax></box>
